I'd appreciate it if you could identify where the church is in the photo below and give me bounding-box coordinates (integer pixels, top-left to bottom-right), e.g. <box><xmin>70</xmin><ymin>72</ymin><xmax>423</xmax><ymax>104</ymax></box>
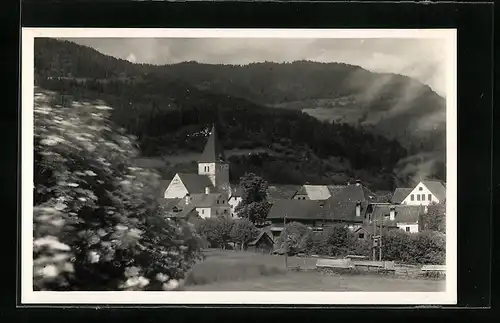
<box><xmin>158</xmin><ymin>125</ymin><xmax>241</xmax><ymax>220</ymax></box>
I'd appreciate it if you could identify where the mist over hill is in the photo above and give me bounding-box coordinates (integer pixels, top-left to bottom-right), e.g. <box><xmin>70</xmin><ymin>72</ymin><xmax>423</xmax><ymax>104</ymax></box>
<box><xmin>33</xmin><ymin>38</ymin><xmax>446</xmax><ymax>189</ymax></box>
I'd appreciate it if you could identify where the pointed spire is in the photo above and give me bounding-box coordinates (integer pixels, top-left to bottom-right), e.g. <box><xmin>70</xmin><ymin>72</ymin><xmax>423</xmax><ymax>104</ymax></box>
<box><xmin>199</xmin><ymin>124</ymin><xmax>225</xmax><ymax>163</ymax></box>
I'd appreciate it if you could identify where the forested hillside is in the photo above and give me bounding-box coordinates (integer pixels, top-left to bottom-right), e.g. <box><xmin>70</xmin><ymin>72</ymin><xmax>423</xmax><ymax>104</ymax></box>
<box><xmin>33</xmin><ymin>38</ymin><xmax>446</xmax><ymax>190</ymax></box>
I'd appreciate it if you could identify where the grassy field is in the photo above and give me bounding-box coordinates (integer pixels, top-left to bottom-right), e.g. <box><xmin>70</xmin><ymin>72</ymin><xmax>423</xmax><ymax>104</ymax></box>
<box><xmin>184</xmin><ymin>249</ymin><xmax>446</xmax><ymax>292</ymax></box>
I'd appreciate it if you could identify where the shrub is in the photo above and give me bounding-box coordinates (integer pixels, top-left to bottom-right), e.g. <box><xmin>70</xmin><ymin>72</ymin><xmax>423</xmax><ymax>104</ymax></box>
<box><xmin>297</xmin><ymin>225</ymin><xmax>445</xmax><ymax>265</ymax></box>
<box><xmin>380</xmin><ymin>230</ymin><xmax>445</xmax><ymax>265</ymax></box>
<box><xmin>195</xmin><ymin>217</ymin><xmax>234</xmax><ymax>248</ymax></box>
<box><xmin>276</xmin><ymin>222</ymin><xmax>311</xmax><ymax>254</ymax></box>
<box><xmin>230</xmin><ymin>218</ymin><xmax>259</xmax><ymax>250</ymax></box>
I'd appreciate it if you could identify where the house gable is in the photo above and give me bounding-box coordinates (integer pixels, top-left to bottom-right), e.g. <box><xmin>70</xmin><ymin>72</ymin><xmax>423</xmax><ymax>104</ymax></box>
<box><xmin>402</xmin><ymin>181</ymin><xmax>445</xmax><ymax>206</ymax></box>
<box><xmin>164</xmin><ymin>174</ymin><xmax>189</xmax><ymax>198</ymax></box>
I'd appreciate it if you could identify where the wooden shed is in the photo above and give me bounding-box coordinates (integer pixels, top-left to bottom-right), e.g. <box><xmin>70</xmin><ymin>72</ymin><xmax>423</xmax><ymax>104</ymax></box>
<box><xmin>247</xmin><ymin>231</ymin><xmax>274</xmax><ymax>253</ymax></box>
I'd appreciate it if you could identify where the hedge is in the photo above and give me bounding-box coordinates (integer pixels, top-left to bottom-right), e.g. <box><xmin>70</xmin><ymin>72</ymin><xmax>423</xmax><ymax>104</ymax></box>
<box><xmin>283</xmin><ymin>224</ymin><xmax>445</xmax><ymax>265</ymax></box>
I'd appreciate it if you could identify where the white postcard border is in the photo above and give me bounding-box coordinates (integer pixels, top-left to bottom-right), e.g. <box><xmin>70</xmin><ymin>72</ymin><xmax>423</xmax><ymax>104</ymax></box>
<box><xmin>21</xmin><ymin>28</ymin><xmax>457</xmax><ymax>305</ymax></box>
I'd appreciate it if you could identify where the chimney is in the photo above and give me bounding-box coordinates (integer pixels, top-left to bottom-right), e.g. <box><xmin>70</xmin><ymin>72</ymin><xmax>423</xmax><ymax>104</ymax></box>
<box><xmin>205</xmin><ymin>186</ymin><xmax>211</xmax><ymax>195</ymax></box>
<box><xmin>389</xmin><ymin>206</ymin><xmax>395</xmax><ymax>221</ymax></box>
<box><xmin>185</xmin><ymin>193</ymin><xmax>191</xmax><ymax>205</ymax></box>
<box><xmin>356</xmin><ymin>201</ymin><xmax>361</xmax><ymax>217</ymax></box>
<box><xmin>355</xmin><ymin>179</ymin><xmax>361</xmax><ymax>186</ymax></box>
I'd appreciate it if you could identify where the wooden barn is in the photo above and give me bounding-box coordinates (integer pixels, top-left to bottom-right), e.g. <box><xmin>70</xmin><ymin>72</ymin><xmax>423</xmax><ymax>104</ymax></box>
<box><xmin>247</xmin><ymin>230</ymin><xmax>274</xmax><ymax>253</ymax></box>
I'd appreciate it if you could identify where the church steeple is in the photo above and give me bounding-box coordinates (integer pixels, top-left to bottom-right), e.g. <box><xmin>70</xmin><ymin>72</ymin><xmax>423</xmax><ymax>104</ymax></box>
<box><xmin>197</xmin><ymin>124</ymin><xmax>230</xmax><ymax>197</ymax></box>
<box><xmin>199</xmin><ymin>124</ymin><xmax>225</xmax><ymax>163</ymax></box>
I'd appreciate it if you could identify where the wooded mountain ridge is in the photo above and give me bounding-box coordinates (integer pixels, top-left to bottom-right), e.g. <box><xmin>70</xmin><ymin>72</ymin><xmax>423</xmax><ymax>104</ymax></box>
<box><xmin>33</xmin><ymin>38</ymin><xmax>446</xmax><ymax>190</ymax></box>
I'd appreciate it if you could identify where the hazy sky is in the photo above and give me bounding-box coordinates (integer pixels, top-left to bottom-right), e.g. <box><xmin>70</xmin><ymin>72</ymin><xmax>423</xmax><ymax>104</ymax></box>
<box><xmin>65</xmin><ymin>37</ymin><xmax>447</xmax><ymax>96</ymax></box>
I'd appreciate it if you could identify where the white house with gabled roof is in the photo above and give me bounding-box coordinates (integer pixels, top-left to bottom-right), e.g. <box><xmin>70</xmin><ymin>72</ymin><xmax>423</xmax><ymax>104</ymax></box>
<box><xmin>400</xmin><ymin>180</ymin><xmax>446</xmax><ymax>206</ymax></box>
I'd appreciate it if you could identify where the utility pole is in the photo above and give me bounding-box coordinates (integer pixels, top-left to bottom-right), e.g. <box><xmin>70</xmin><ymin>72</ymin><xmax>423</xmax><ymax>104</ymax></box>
<box><xmin>284</xmin><ymin>213</ymin><xmax>288</xmax><ymax>269</ymax></box>
<box><xmin>379</xmin><ymin>214</ymin><xmax>383</xmax><ymax>262</ymax></box>
<box><xmin>372</xmin><ymin>217</ymin><xmax>377</xmax><ymax>261</ymax></box>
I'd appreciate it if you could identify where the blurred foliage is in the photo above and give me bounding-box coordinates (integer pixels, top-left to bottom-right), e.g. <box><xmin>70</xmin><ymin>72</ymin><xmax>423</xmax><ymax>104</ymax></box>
<box><xmin>33</xmin><ymin>88</ymin><xmax>203</xmax><ymax>291</ymax></box>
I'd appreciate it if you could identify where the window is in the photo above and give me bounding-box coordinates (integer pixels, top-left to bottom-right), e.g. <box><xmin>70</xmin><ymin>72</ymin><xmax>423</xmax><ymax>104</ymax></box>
<box><xmin>419</xmin><ymin>187</ymin><xmax>423</xmax><ymax>191</ymax></box>
<box><xmin>358</xmin><ymin>233</ymin><xmax>365</xmax><ymax>239</ymax></box>
<box><xmin>411</xmin><ymin>194</ymin><xmax>414</xmax><ymax>201</ymax></box>
<box><xmin>417</xmin><ymin>194</ymin><xmax>420</xmax><ymax>201</ymax></box>
<box><xmin>201</xmin><ymin>209</ymin><xmax>204</xmax><ymax>214</ymax></box>
<box><xmin>217</xmin><ymin>200</ymin><xmax>219</xmax><ymax>204</ymax></box>
<box><xmin>406</xmin><ymin>227</ymin><xmax>410</xmax><ymax>232</ymax></box>
<box><xmin>428</xmin><ymin>194</ymin><xmax>432</xmax><ymax>201</ymax></box>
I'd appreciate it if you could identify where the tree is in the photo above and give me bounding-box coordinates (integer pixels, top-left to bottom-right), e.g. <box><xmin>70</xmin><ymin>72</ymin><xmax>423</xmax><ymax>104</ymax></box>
<box><xmin>33</xmin><ymin>88</ymin><xmax>203</xmax><ymax>291</ymax></box>
<box><xmin>319</xmin><ymin>225</ymin><xmax>356</xmax><ymax>257</ymax></box>
<box><xmin>195</xmin><ymin>217</ymin><xmax>234</xmax><ymax>249</ymax></box>
<box><xmin>234</xmin><ymin>173</ymin><xmax>272</xmax><ymax>224</ymax></box>
<box><xmin>238</xmin><ymin>172</ymin><xmax>269</xmax><ymax>205</ymax></box>
<box><xmin>229</xmin><ymin>219</ymin><xmax>259</xmax><ymax>250</ymax></box>
<box><xmin>277</xmin><ymin>222</ymin><xmax>311</xmax><ymax>254</ymax></box>
<box><xmin>423</xmin><ymin>202</ymin><xmax>446</xmax><ymax>233</ymax></box>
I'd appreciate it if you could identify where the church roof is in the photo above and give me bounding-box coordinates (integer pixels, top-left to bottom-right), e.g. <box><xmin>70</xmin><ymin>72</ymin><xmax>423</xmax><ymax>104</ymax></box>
<box><xmin>177</xmin><ymin>173</ymin><xmax>215</xmax><ymax>194</ymax></box>
<box><xmin>199</xmin><ymin>124</ymin><xmax>226</xmax><ymax>163</ymax></box>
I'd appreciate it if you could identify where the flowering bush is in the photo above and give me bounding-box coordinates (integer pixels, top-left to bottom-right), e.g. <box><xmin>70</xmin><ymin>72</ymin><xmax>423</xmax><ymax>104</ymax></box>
<box><xmin>33</xmin><ymin>88</ymin><xmax>203</xmax><ymax>291</ymax></box>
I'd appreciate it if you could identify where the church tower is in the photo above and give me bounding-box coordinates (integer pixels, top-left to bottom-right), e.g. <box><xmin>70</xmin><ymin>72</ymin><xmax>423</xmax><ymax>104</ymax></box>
<box><xmin>198</xmin><ymin>124</ymin><xmax>230</xmax><ymax>197</ymax></box>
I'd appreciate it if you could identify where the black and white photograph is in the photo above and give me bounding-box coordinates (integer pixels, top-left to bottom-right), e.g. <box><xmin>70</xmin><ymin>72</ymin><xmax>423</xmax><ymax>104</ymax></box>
<box><xmin>22</xmin><ymin>28</ymin><xmax>457</xmax><ymax>304</ymax></box>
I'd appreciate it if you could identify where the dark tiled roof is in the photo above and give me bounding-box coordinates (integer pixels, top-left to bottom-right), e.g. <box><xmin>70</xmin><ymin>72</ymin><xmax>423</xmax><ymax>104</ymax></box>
<box><xmin>248</xmin><ymin>230</ymin><xmax>274</xmax><ymax>246</ymax></box>
<box><xmin>159</xmin><ymin>192</ymin><xmax>229</xmax><ymax>218</ymax></box>
<box><xmin>421</xmin><ymin>180</ymin><xmax>446</xmax><ymax>202</ymax></box>
<box><xmin>319</xmin><ymin>197</ymin><xmax>365</xmax><ymax>222</ymax></box>
<box><xmin>327</xmin><ymin>185</ymin><xmax>346</xmax><ymax>197</ymax></box>
<box><xmin>189</xmin><ymin>193</ymin><xmax>230</xmax><ymax>208</ymax></box>
<box><xmin>157</xmin><ymin>197</ymin><xmax>182</xmax><ymax>209</ymax></box>
<box><xmin>391</xmin><ymin>188</ymin><xmax>413</xmax><ymax>204</ymax></box>
<box><xmin>267</xmin><ymin>185</ymin><xmax>301</xmax><ymax>201</ymax></box>
<box><xmin>354</xmin><ymin>223</ymin><xmax>398</xmax><ymax>236</ymax></box>
<box><xmin>373</xmin><ymin>191</ymin><xmax>393</xmax><ymax>203</ymax></box>
<box><xmin>157</xmin><ymin>180</ymin><xmax>171</xmax><ymax>198</ymax></box>
<box><xmin>199</xmin><ymin>125</ymin><xmax>226</xmax><ymax>163</ymax></box>
<box><xmin>267</xmin><ymin>199</ymin><xmax>323</xmax><ymax>220</ymax></box>
<box><xmin>230</xmin><ymin>185</ymin><xmax>243</xmax><ymax>198</ymax></box>
<box><xmin>331</xmin><ymin>184</ymin><xmax>377</xmax><ymax>203</ymax></box>
<box><xmin>371</xmin><ymin>205</ymin><xmax>424</xmax><ymax>224</ymax></box>
<box><xmin>177</xmin><ymin>173</ymin><xmax>214</xmax><ymax>194</ymax></box>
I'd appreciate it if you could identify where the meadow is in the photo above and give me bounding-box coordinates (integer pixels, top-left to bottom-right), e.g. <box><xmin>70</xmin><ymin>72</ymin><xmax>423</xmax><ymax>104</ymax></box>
<box><xmin>183</xmin><ymin>249</ymin><xmax>446</xmax><ymax>292</ymax></box>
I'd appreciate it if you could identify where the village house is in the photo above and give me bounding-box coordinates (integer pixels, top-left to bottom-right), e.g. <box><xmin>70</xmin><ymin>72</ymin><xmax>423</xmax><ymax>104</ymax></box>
<box><xmin>266</xmin><ymin>181</ymin><xmax>377</xmax><ymax>239</ymax></box>
<box><xmin>369</xmin><ymin>204</ymin><xmax>425</xmax><ymax>233</ymax></box>
<box><xmin>392</xmin><ymin>180</ymin><xmax>446</xmax><ymax>206</ymax></box>
<box><xmin>353</xmin><ymin>222</ymin><xmax>398</xmax><ymax>240</ymax></box>
<box><xmin>159</xmin><ymin>125</ymin><xmax>233</xmax><ymax>220</ymax></box>
<box><xmin>228</xmin><ymin>186</ymin><xmax>243</xmax><ymax>217</ymax></box>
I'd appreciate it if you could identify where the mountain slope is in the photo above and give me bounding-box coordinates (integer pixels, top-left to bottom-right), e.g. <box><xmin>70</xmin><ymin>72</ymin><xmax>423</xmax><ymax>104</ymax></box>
<box><xmin>33</xmin><ymin>38</ymin><xmax>445</xmax><ymax>188</ymax></box>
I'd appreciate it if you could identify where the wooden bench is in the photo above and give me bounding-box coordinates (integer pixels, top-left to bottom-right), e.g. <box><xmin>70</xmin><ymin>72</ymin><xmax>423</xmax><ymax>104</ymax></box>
<box><xmin>344</xmin><ymin>255</ymin><xmax>368</xmax><ymax>260</ymax></box>
<box><xmin>316</xmin><ymin>258</ymin><xmax>357</xmax><ymax>275</ymax></box>
<box><xmin>421</xmin><ymin>265</ymin><xmax>446</xmax><ymax>279</ymax></box>
<box><xmin>421</xmin><ymin>265</ymin><xmax>446</xmax><ymax>272</ymax></box>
